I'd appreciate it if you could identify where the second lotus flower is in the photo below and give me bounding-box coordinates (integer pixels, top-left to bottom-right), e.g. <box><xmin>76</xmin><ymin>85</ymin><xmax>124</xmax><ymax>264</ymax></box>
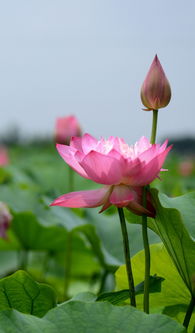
<box><xmin>55</xmin><ymin>115</ymin><xmax>82</xmax><ymax>145</ymax></box>
<box><xmin>51</xmin><ymin>134</ymin><xmax>172</xmax><ymax>216</ymax></box>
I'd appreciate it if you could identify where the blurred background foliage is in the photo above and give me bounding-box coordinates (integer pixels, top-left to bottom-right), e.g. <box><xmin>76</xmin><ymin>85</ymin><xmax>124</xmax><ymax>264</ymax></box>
<box><xmin>0</xmin><ymin>132</ymin><xmax>194</xmax><ymax>303</ymax></box>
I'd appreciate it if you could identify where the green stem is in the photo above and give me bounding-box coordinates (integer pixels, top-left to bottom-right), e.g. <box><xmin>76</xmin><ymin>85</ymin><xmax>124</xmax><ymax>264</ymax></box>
<box><xmin>98</xmin><ymin>269</ymin><xmax>109</xmax><ymax>295</ymax></box>
<box><xmin>150</xmin><ymin>109</ymin><xmax>158</xmax><ymax>144</ymax></box>
<box><xmin>142</xmin><ymin>186</ymin><xmax>150</xmax><ymax>313</ymax></box>
<box><xmin>64</xmin><ymin>232</ymin><xmax>73</xmax><ymax>300</ymax></box>
<box><xmin>117</xmin><ymin>208</ymin><xmax>136</xmax><ymax>307</ymax></box>
<box><xmin>183</xmin><ymin>296</ymin><xmax>195</xmax><ymax>329</ymax></box>
<box><xmin>20</xmin><ymin>250</ymin><xmax>28</xmax><ymax>271</ymax></box>
<box><xmin>141</xmin><ymin>108</ymin><xmax>159</xmax><ymax>312</ymax></box>
<box><xmin>68</xmin><ymin>166</ymin><xmax>74</xmax><ymax>192</ymax></box>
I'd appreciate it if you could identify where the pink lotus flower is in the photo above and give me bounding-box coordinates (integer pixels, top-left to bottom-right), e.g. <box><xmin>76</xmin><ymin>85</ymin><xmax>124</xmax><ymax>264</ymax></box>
<box><xmin>0</xmin><ymin>147</ymin><xmax>9</xmax><ymax>166</ymax></box>
<box><xmin>55</xmin><ymin>115</ymin><xmax>82</xmax><ymax>145</ymax></box>
<box><xmin>141</xmin><ymin>55</ymin><xmax>171</xmax><ymax>111</ymax></box>
<box><xmin>51</xmin><ymin>134</ymin><xmax>172</xmax><ymax>216</ymax></box>
<box><xmin>0</xmin><ymin>202</ymin><xmax>12</xmax><ymax>239</ymax></box>
<box><xmin>178</xmin><ymin>160</ymin><xmax>194</xmax><ymax>177</ymax></box>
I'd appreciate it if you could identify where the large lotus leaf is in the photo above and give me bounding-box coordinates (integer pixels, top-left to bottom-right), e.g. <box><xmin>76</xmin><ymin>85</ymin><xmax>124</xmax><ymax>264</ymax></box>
<box><xmin>0</xmin><ymin>301</ymin><xmax>186</xmax><ymax>333</ymax></box>
<box><xmin>0</xmin><ymin>185</ymin><xmax>108</xmax><ymax>264</ymax></box>
<box><xmin>0</xmin><ymin>270</ymin><xmax>56</xmax><ymax>317</ymax></box>
<box><xmin>12</xmin><ymin>212</ymin><xmax>68</xmax><ymax>251</ymax></box>
<box><xmin>0</xmin><ymin>184</ymin><xmax>85</xmax><ymax>229</ymax></box>
<box><xmin>0</xmin><ymin>183</ymin><xmax>149</xmax><ymax>270</ymax></box>
<box><xmin>86</xmin><ymin>209</ymin><xmax>160</xmax><ymax>266</ymax></box>
<box><xmin>11</xmin><ymin>146</ymin><xmax>94</xmax><ymax>195</ymax></box>
<box><xmin>0</xmin><ymin>251</ymin><xmax>18</xmax><ymax>276</ymax></box>
<box><xmin>156</xmin><ymin>190</ymin><xmax>195</xmax><ymax>238</ymax></box>
<box><xmin>150</xmin><ymin>189</ymin><xmax>195</xmax><ymax>295</ymax></box>
<box><xmin>116</xmin><ymin>243</ymin><xmax>194</xmax><ymax>332</ymax></box>
<box><xmin>125</xmin><ymin>189</ymin><xmax>195</xmax><ymax>295</ymax></box>
<box><xmin>0</xmin><ymin>184</ymin><xmax>41</xmax><ymax>213</ymax></box>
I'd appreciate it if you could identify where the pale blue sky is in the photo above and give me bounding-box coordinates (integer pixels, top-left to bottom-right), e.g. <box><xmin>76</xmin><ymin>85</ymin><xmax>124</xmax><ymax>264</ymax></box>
<box><xmin>0</xmin><ymin>0</ymin><xmax>195</xmax><ymax>143</ymax></box>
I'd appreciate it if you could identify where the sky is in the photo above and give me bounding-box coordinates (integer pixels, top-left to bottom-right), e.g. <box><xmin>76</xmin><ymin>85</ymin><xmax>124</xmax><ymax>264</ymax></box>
<box><xmin>0</xmin><ymin>0</ymin><xmax>195</xmax><ymax>143</ymax></box>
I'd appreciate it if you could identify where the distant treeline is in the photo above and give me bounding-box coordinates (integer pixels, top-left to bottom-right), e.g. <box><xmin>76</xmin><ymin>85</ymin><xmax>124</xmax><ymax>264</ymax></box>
<box><xmin>0</xmin><ymin>128</ymin><xmax>53</xmax><ymax>148</ymax></box>
<box><xmin>167</xmin><ymin>137</ymin><xmax>195</xmax><ymax>155</ymax></box>
<box><xmin>0</xmin><ymin>129</ymin><xmax>195</xmax><ymax>154</ymax></box>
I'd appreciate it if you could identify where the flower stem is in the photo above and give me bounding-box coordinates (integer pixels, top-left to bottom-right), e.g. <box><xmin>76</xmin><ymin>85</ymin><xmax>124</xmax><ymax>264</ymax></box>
<box><xmin>68</xmin><ymin>166</ymin><xmax>74</xmax><ymax>192</ymax></box>
<box><xmin>98</xmin><ymin>269</ymin><xmax>109</xmax><ymax>294</ymax></box>
<box><xmin>142</xmin><ymin>186</ymin><xmax>150</xmax><ymax>314</ymax></box>
<box><xmin>64</xmin><ymin>231</ymin><xmax>72</xmax><ymax>300</ymax></box>
<box><xmin>150</xmin><ymin>109</ymin><xmax>158</xmax><ymax>144</ymax></box>
<box><xmin>183</xmin><ymin>296</ymin><xmax>195</xmax><ymax>329</ymax></box>
<box><xmin>20</xmin><ymin>250</ymin><xmax>28</xmax><ymax>271</ymax></box>
<box><xmin>141</xmin><ymin>109</ymin><xmax>158</xmax><ymax>313</ymax></box>
<box><xmin>117</xmin><ymin>207</ymin><xmax>136</xmax><ymax>307</ymax></box>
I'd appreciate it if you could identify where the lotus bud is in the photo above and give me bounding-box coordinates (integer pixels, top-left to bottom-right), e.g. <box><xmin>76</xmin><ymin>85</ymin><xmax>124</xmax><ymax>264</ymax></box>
<box><xmin>55</xmin><ymin>115</ymin><xmax>82</xmax><ymax>145</ymax></box>
<box><xmin>0</xmin><ymin>146</ymin><xmax>9</xmax><ymax>166</ymax></box>
<box><xmin>0</xmin><ymin>202</ymin><xmax>12</xmax><ymax>239</ymax></box>
<box><xmin>178</xmin><ymin>160</ymin><xmax>194</xmax><ymax>177</ymax></box>
<box><xmin>141</xmin><ymin>55</ymin><xmax>171</xmax><ymax>111</ymax></box>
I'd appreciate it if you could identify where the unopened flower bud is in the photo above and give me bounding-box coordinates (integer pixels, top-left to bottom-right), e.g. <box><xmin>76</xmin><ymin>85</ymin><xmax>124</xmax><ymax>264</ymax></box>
<box><xmin>141</xmin><ymin>55</ymin><xmax>171</xmax><ymax>111</ymax></box>
<box><xmin>0</xmin><ymin>202</ymin><xmax>12</xmax><ymax>239</ymax></box>
<box><xmin>0</xmin><ymin>146</ymin><xmax>9</xmax><ymax>166</ymax></box>
<box><xmin>55</xmin><ymin>115</ymin><xmax>82</xmax><ymax>145</ymax></box>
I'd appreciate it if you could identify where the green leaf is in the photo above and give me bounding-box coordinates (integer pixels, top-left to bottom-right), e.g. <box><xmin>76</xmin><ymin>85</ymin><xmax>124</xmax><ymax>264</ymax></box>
<box><xmin>97</xmin><ymin>289</ymin><xmax>130</xmax><ymax>305</ymax></box>
<box><xmin>70</xmin><ymin>292</ymin><xmax>97</xmax><ymax>302</ymax></box>
<box><xmin>125</xmin><ymin>189</ymin><xmax>195</xmax><ymax>295</ymax></box>
<box><xmin>135</xmin><ymin>275</ymin><xmax>165</xmax><ymax>295</ymax></box>
<box><xmin>0</xmin><ymin>270</ymin><xmax>57</xmax><ymax>317</ymax></box>
<box><xmin>86</xmin><ymin>209</ymin><xmax>160</xmax><ymax>266</ymax></box>
<box><xmin>0</xmin><ymin>301</ymin><xmax>186</xmax><ymax>332</ymax></box>
<box><xmin>0</xmin><ymin>167</ymin><xmax>12</xmax><ymax>184</ymax></box>
<box><xmin>97</xmin><ymin>275</ymin><xmax>164</xmax><ymax>304</ymax></box>
<box><xmin>74</xmin><ymin>224</ymin><xmax>108</xmax><ymax>269</ymax></box>
<box><xmin>150</xmin><ymin>189</ymin><xmax>195</xmax><ymax>295</ymax></box>
<box><xmin>156</xmin><ymin>190</ymin><xmax>195</xmax><ymax>238</ymax></box>
<box><xmin>116</xmin><ymin>243</ymin><xmax>194</xmax><ymax>332</ymax></box>
<box><xmin>12</xmin><ymin>212</ymin><xmax>68</xmax><ymax>251</ymax></box>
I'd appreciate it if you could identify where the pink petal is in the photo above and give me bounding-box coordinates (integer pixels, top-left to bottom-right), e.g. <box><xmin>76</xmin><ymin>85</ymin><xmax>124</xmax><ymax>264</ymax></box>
<box><xmin>159</xmin><ymin>139</ymin><xmax>168</xmax><ymax>152</ymax></box>
<box><xmin>98</xmin><ymin>201</ymin><xmax>112</xmax><ymax>213</ymax></box>
<box><xmin>55</xmin><ymin>116</ymin><xmax>81</xmax><ymax>145</ymax></box>
<box><xmin>109</xmin><ymin>185</ymin><xmax>136</xmax><ymax>207</ymax></box>
<box><xmin>121</xmin><ymin>158</ymin><xmax>143</xmax><ymax>185</ymax></box>
<box><xmin>56</xmin><ymin>144</ymin><xmax>89</xmax><ymax>179</ymax></box>
<box><xmin>50</xmin><ymin>186</ymin><xmax>110</xmax><ymax>208</ymax></box>
<box><xmin>79</xmin><ymin>151</ymin><xmax>124</xmax><ymax>185</ymax></box>
<box><xmin>130</xmin><ymin>145</ymin><xmax>172</xmax><ymax>186</ymax></box>
<box><xmin>129</xmin><ymin>187</ymin><xmax>156</xmax><ymax>217</ymax></box>
<box><xmin>70</xmin><ymin>136</ymin><xmax>83</xmax><ymax>151</ymax></box>
<box><xmin>0</xmin><ymin>148</ymin><xmax>9</xmax><ymax>166</ymax></box>
<box><xmin>138</xmin><ymin>144</ymin><xmax>160</xmax><ymax>163</ymax></box>
<box><xmin>81</xmin><ymin>133</ymin><xmax>98</xmax><ymax>154</ymax></box>
<box><xmin>135</xmin><ymin>136</ymin><xmax>151</xmax><ymax>153</ymax></box>
<box><xmin>126</xmin><ymin>200</ymin><xmax>154</xmax><ymax>217</ymax></box>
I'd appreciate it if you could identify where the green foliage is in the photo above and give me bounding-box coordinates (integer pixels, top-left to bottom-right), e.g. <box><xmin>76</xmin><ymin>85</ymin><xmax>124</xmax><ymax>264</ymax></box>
<box><xmin>97</xmin><ymin>275</ymin><xmax>164</xmax><ymax>304</ymax></box>
<box><xmin>0</xmin><ymin>271</ymin><xmax>56</xmax><ymax>317</ymax></box>
<box><xmin>0</xmin><ymin>301</ymin><xmax>186</xmax><ymax>333</ymax></box>
<box><xmin>116</xmin><ymin>243</ymin><xmax>195</xmax><ymax>332</ymax></box>
<box><xmin>0</xmin><ymin>144</ymin><xmax>194</xmax><ymax>331</ymax></box>
<box><xmin>126</xmin><ymin>189</ymin><xmax>195</xmax><ymax>296</ymax></box>
<box><xmin>150</xmin><ymin>189</ymin><xmax>195</xmax><ymax>295</ymax></box>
